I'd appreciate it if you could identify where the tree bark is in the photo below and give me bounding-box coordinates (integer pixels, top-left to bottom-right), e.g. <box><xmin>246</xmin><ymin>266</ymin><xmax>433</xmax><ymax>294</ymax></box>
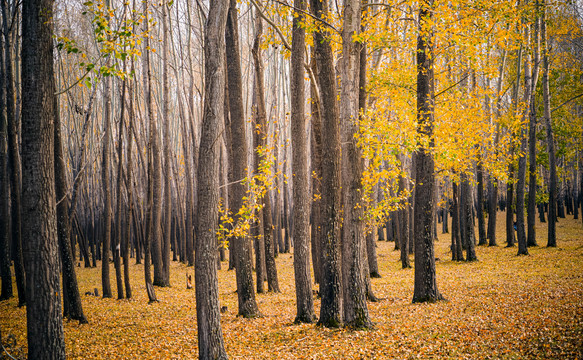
<box><xmin>195</xmin><ymin>1</ymin><xmax>229</xmax><ymax>357</ymax></box>
<box><xmin>290</xmin><ymin>0</ymin><xmax>316</xmax><ymax>322</ymax></box>
<box><xmin>516</xmin><ymin>22</ymin><xmax>532</xmax><ymax>256</ymax></box>
<box><xmin>412</xmin><ymin>0</ymin><xmax>444</xmax><ymax>304</ymax></box>
<box><xmin>311</xmin><ymin>0</ymin><xmax>343</xmax><ymax>327</ymax></box>
<box><xmin>2</xmin><ymin>0</ymin><xmax>25</xmax><ymax>307</ymax></box>
<box><xmin>541</xmin><ymin>1</ymin><xmax>556</xmax><ymax>247</ymax></box>
<box><xmin>161</xmin><ymin>0</ymin><xmax>171</xmax><ymax>286</ymax></box>
<box><xmin>21</xmin><ymin>0</ymin><xmax>66</xmax><ymax>355</ymax></box>
<box><xmin>252</xmin><ymin>10</ymin><xmax>279</xmax><ymax>293</ymax></box>
<box><xmin>225</xmin><ymin>0</ymin><xmax>259</xmax><ymax>318</ymax></box>
<box><xmin>0</xmin><ymin>33</ymin><xmax>12</xmax><ymax>301</ymax></box>
<box><xmin>54</xmin><ymin>91</ymin><xmax>88</xmax><ymax>322</ymax></box>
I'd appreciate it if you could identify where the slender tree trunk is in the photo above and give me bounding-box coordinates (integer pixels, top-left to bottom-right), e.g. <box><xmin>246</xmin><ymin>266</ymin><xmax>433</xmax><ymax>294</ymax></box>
<box><xmin>527</xmin><ymin>10</ymin><xmax>541</xmax><ymax>248</ymax></box>
<box><xmin>477</xmin><ymin>162</ymin><xmax>487</xmax><ymax>245</ymax></box>
<box><xmin>21</xmin><ymin>0</ymin><xmax>66</xmax><ymax>355</ymax></box>
<box><xmin>311</xmin><ymin>0</ymin><xmax>343</xmax><ymax>327</ymax></box>
<box><xmin>225</xmin><ymin>0</ymin><xmax>259</xmax><ymax>318</ymax></box>
<box><xmin>290</xmin><ymin>0</ymin><xmax>316</xmax><ymax>322</ymax></box>
<box><xmin>54</xmin><ymin>92</ymin><xmax>88</xmax><ymax>322</ymax></box>
<box><xmin>541</xmin><ymin>1</ymin><xmax>556</xmax><ymax>247</ymax></box>
<box><xmin>412</xmin><ymin>0</ymin><xmax>444</xmax><ymax>304</ymax></box>
<box><xmin>101</xmin><ymin>51</ymin><xmax>113</xmax><ymax>299</ymax></box>
<box><xmin>123</xmin><ymin>73</ymin><xmax>134</xmax><ymax>299</ymax></box>
<box><xmin>2</xmin><ymin>0</ymin><xmax>25</xmax><ymax>306</ymax></box>
<box><xmin>161</xmin><ymin>0</ymin><xmax>171</xmax><ymax>286</ymax></box>
<box><xmin>195</xmin><ymin>1</ymin><xmax>229</xmax><ymax>357</ymax></box>
<box><xmin>516</xmin><ymin>22</ymin><xmax>532</xmax><ymax>256</ymax></box>
<box><xmin>143</xmin><ymin>0</ymin><xmax>158</xmax><ymax>302</ymax></box>
<box><xmin>310</xmin><ymin>47</ymin><xmax>323</xmax><ymax>285</ymax></box>
<box><xmin>114</xmin><ymin>77</ymin><xmax>127</xmax><ymax>299</ymax></box>
<box><xmin>399</xmin><ymin>172</ymin><xmax>410</xmax><ymax>268</ymax></box>
<box><xmin>462</xmin><ymin>175</ymin><xmax>477</xmax><ymax>261</ymax></box>
<box><xmin>0</xmin><ymin>35</ymin><xmax>12</xmax><ymax>301</ymax></box>
<box><xmin>252</xmin><ymin>11</ymin><xmax>279</xmax><ymax>293</ymax></box>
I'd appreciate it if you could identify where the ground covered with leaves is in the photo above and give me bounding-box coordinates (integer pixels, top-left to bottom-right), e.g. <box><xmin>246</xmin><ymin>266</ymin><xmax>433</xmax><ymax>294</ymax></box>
<box><xmin>1</xmin><ymin>214</ymin><xmax>583</xmax><ymax>359</ymax></box>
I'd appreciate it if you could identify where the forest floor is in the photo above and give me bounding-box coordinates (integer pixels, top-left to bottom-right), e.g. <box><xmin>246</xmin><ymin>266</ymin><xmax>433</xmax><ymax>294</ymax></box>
<box><xmin>1</xmin><ymin>213</ymin><xmax>583</xmax><ymax>359</ymax></box>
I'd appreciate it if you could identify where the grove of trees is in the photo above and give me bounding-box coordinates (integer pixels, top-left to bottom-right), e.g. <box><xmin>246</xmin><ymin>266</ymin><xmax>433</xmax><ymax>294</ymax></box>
<box><xmin>0</xmin><ymin>0</ymin><xmax>582</xmax><ymax>358</ymax></box>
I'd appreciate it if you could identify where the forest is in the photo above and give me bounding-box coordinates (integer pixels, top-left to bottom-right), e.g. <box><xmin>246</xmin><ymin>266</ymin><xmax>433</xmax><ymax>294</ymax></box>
<box><xmin>0</xmin><ymin>0</ymin><xmax>582</xmax><ymax>358</ymax></box>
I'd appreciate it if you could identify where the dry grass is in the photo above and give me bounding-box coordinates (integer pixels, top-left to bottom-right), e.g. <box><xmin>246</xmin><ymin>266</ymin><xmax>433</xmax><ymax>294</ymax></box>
<box><xmin>1</xmin><ymin>213</ymin><xmax>582</xmax><ymax>359</ymax></box>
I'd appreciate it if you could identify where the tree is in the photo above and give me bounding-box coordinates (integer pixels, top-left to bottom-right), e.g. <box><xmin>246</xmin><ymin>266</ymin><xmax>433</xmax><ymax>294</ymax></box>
<box><xmin>195</xmin><ymin>0</ymin><xmax>229</xmax><ymax>357</ymax></box>
<box><xmin>290</xmin><ymin>0</ymin><xmax>316</xmax><ymax>323</ymax></box>
<box><xmin>412</xmin><ymin>0</ymin><xmax>444</xmax><ymax>304</ymax></box>
<box><xmin>311</xmin><ymin>0</ymin><xmax>343</xmax><ymax>327</ymax></box>
<box><xmin>0</xmin><ymin>24</ymin><xmax>12</xmax><ymax>301</ymax></box>
<box><xmin>541</xmin><ymin>0</ymin><xmax>556</xmax><ymax>247</ymax></box>
<box><xmin>161</xmin><ymin>0</ymin><xmax>172</xmax><ymax>287</ymax></box>
<box><xmin>251</xmin><ymin>9</ymin><xmax>279</xmax><ymax>293</ymax></box>
<box><xmin>340</xmin><ymin>0</ymin><xmax>372</xmax><ymax>328</ymax></box>
<box><xmin>225</xmin><ymin>0</ymin><xmax>260</xmax><ymax>318</ymax></box>
<box><xmin>2</xmin><ymin>0</ymin><xmax>25</xmax><ymax>307</ymax></box>
<box><xmin>21</xmin><ymin>0</ymin><xmax>66</xmax><ymax>356</ymax></box>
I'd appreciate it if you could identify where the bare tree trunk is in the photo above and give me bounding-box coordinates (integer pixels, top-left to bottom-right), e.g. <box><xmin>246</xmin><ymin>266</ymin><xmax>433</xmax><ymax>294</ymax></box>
<box><xmin>339</xmin><ymin>0</ymin><xmax>371</xmax><ymax>328</ymax></box>
<box><xmin>412</xmin><ymin>0</ymin><xmax>444</xmax><ymax>304</ymax></box>
<box><xmin>252</xmin><ymin>10</ymin><xmax>279</xmax><ymax>293</ymax></box>
<box><xmin>527</xmin><ymin>10</ymin><xmax>541</xmax><ymax>248</ymax></box>
<box><xmin>290</xmin><ymin>0</ymin><xmax>315</xmax><ymax>323</ymax></box>
<box><xmin>398</xmin><ymin>170</ymin><xmax>410</xmax><ymax>268</ymax></box>
<box><xmin>0</xmin><ymin>33</ymin><xmax>12</xmax><ymax>301</ymax></box>
<box><xmin>516</xmin><ymin>22</ymin><xmax>532</xmax><ymax>256</ymax></box>
<box><xmin>101</xmin><ymin>48</ymin><xmax>113</xmax><ymax>299</ymax></box>
<box><xmin>114</xmin><ymin>75</ymin><xmax>127</xmax><ymax>299</ymax></box>
<box><xmin>195</xmin><ymin>1</ymin><xmax>229</xmax><ymax>357</ymax></box>
<box><xmin>55</xmin><ymin>91</ymin><xmax>88</xmax><ymax>322</ymax></box>
<box><xmin>310</xmin><ymin>47</ymin><xmax>323</xmax><ymax>286</ymax></box>
<box><xmin>225</xmin><ymin>0</ymin><xmax>259</xmax><ymax>318</ymax></box>
<box><xmin>2</xmin><ymin>0</ymin><xmax>25</xmax><ymax>306</ymax></box>
<box><xmin>21</xmin><ymin>0</ymin><xmax>66</xmax><ymax>355</ymax></box>
<box><xmin>541</xmin><ymin>1</ymin><xmax>556</xmax><ymax>247</ymax></box>
<box><xmin>311</xmin><ymin>0</ymin><xmax>343</xmax><ymax>327</ymax></box>
<box><xmin>161</xmin><ymin>0</ymin><xmax>171</xmax><ymax>286</ymax></box>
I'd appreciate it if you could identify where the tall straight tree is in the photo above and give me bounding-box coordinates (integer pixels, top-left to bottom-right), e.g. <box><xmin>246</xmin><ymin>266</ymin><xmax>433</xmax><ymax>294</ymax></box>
<box><xmin>527</xmin><ymin>8</ymin><xmax>541</xmax><ymax>248</ymax></box>
<box><xmin>516</xmin><ymin>17</ymin><xmax>533</xmax><ymax>256</ymax></box>
<box><xmin>0</xmin><ymin>33</ymin><xmax>12</xmax><ymax>301</ymax></box>
<box><xmin>2</xmin><ymin>0</ymin><xmax>25</xmax><ymax>307</ymax></box>
<box><xmin>54</xmin><ymin>93</ymin><xmax>88</xmax><ymax>322</ymax></box>
<box><xmin>541</xmin><ymin>0</ymin><xmax>556</xmax><ymax>247</ymax></box>
<box><xmin>21</xmin><ymin>0</ymin><xmax>66</xmax><ymax>356</ymax></box>
<box><xmin>143</xmin><ymin>0</ymin><xmax>158</xmax><ymax>302</ymax></box>
<box><xmin>101</xmin><ymin>0</ymin><xmax>113</xmax><ymax>299</ymax></box>
<box><xmin>412</xmin><ymin>0</ymin><xmax>444</xmax><ymax>303</ymax></box>
<box><xmin>195</xmin><ymin>0</ymin><xmax>229</xmax><ymax>357</ymax></box>
<box><xmin>225</xmin><ymin>0</ymin><xmax>260</xmax><ymax>318</ymax></box>
<box><xmin>251</xmin><ymin>9</ymin><xmax>279</xmax><ymax>293</ymax></box>
<box><xmin>340</xmin><ymin>0</ymin><xmax>371</xmax><ymax>328</ymax></box>
<box><xmin>290</xmin><ymin>0</ymin><xmax>316</xmax><ymax>323</ymax></box>
<box><xmin>311</xmin><ymin>0</ymin><xmax>343</xmax><ymax>327</ymax></box>
<box><xmin>161</xmin><ymin>0</ymin><xmax>171</xmax><ymax>287</ymax></box>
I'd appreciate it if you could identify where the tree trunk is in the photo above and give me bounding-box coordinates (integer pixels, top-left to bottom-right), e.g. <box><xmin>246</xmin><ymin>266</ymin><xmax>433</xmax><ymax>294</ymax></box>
<box><xmin>2</xmin><ymin>0</ymin><xmax>25</xmax><ymax>307</ymax></box>
<box><xmin>21</xmin><ymin>0</ymin><xmax>66</xmax><ymax>355</ymax></box>
<box><xmin>0</xmin><ymin>34</ymin><xmax>12</xmax><ymax>301</ymax></box>
<box><xmin>476</xmin><ymin>161</ymin><xmax>487</xmax><ymax>245</ymax></box>
<box><xmin>195</xmin><ymin>1</ymin><xmax>229</xmax><ymax>357</ymax></box>
<box><xmin>412</xmin><ymin>0</ymin><xmax>444</xmax><ymax>304</ymax></box>
<box><xmin>101</xmin><ymin>53</ymin><xmax>113</xmax><ymax>299</ymax></box>
<box><xmin>225</xmin><ymin>0</ymin><xmax>259</xmax><ymax>318</ymax></box>
<box><xmin>143</xmin><ymin>0</ymin><xmax>158</xmax><ymax>303</ymax></box>
<box><xmin>54</xmin><ymin>91</ymin><xmax>88</xmax><ymax>322</ymax></box>
<box><xmin>452</xmin><ymin>181</ymin><xmax>463</xmax><ymax>261</ymax></box>
<box><xmin>516</xmin><ymin>22</ymin><xmax>532</xmax><ymax>256</ymax></box>
<box><xmin>252</xmin><ymin>11</ymin><xmax>279</xmax><ymax>293</ymax></box>
<box><xmin>462</xmin><ymin>175</ymin><xmax>477</xmax><ymax>261</ymax></box>
<box><xmin>161</xmin><ymin>0</ymin><xmax>171</xmax><ymax>287</ymax></box>
<box><xmin>541</xmin><ymin>2</ymin><xmax>556</xmax><ymax>247</ymax></box>
<box><xmin>398</xmin><ymin>172</ymin><xmax>410</xmax><ymax>268</ymax></box>
<box><xmin>310</xmin><ymin>45</ymin><xmax>323</xmax><ymax>285</ymax></box>
<box><xmin>311</xmin><ymin>0</ymin><xmax>343</xmax><ymax>327</ymax></box>
<box><xmin>290</xmin><ymin>0</ymin><xmax>316</xmax><ymax>322</ymax></box>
